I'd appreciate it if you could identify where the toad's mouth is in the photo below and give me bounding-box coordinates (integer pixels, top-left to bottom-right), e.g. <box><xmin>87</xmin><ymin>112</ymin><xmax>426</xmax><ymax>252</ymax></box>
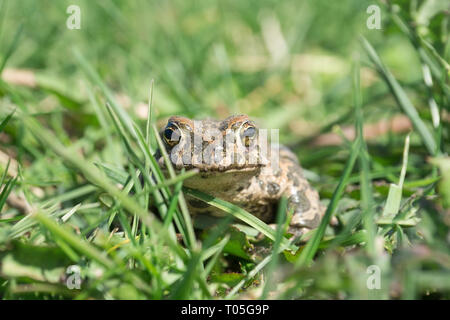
<box><xmin>156</xmin><ymin>156</ymin><xmax>263</xmax><ymax>173</ymax></box>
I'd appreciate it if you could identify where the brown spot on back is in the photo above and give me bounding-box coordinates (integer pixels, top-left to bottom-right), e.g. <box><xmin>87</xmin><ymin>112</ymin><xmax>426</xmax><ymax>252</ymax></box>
<box><xmin>267</xmin><ymin>182</ymin><xmax>280</xmax><ymax>196</ymax></box>
<box><xmin>289</xmin><ymin>191</ymin><xmax>311</xmax><ymax>213</ymax></box>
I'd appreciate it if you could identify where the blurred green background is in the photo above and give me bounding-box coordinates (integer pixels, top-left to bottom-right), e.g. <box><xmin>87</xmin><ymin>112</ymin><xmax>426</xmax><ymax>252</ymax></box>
<box><xmin>1</xmin><ymin>0</ymin><xmax>414</xmax><ymax>125</ymax></box>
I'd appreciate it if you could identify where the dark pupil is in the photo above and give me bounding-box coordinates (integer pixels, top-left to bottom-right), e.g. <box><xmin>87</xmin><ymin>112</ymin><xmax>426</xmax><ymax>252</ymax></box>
<box><xmin>242</xmin><ymin>127</ymin><xmax>256</xmax><ymax>138</ymax></box>
<box><xmin>164</xmin><ymin>127</ymin><xmax>180</xmax><ymax>142</ymax></box>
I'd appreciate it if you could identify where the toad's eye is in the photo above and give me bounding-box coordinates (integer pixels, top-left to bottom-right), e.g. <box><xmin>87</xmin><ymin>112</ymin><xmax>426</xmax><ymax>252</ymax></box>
<box><xmin>240</xmin><ymin>125</ymin><xmax>256</xmax><ymax>147</ymax></box>
<box><xmin>163</xmin><ymin>125</ymin><xmax>181</xmax><ymax>147</ymax></box>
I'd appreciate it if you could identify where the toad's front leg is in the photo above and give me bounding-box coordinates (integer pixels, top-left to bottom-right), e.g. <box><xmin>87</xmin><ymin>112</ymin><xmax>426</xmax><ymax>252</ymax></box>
<box><xmin>258</xmin><ymin>146</ymin><xmax>325</xmax><ymax>239</ymax></box>
<box><xmin>285</xmin><ymin>183</ymin><xmax>323</xmax><ymax>238</ymax></box>
<box><xmin>272</xmin><ymin>148</ymin><xmax>324</xmax><ymax>238</ymax></box>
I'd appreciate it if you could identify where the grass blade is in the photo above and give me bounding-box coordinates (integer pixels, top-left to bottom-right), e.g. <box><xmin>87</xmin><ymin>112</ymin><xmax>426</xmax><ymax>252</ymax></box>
<box><xmin>353</xmin><ymin>59</ymin><xmax>376</xmax><ymax>257</ymax></box>
<box><xmin>260</xmin><ymin>197</ymin><xmax>288</xmax><ymax>299</ymax></box>
<box><xmin>361</xmin><ymin>36</ymin><xmax>437</xmax><ymax>155</ymax></box>
<box><xmin>0</xmin><ymin>109</ymin><xmax>15</xmax><ymax>133</ymax></box>
<box><xmin>295</xmin><ymin>135</ymin><xmax>361</xmax><ymax>268</ymax></box>
<box><xmin>183</xmin><ymin>187</ymin><xmax>296</xmax><ymax>251</ymax></box>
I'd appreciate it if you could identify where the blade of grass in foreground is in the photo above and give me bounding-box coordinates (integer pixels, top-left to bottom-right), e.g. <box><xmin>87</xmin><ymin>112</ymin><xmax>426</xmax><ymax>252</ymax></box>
<box><xmin>32</xmin><ymin>210</ymin><xmax>114</xmax><ymax>268</ymax></box>
<box><xmin>152</xmin><ymin>124</ymin><xmax>197</xmax><ymax>249</ymax></box>
<box><xmin>78</xmin><ymin>51</ymin><xmax>182</xmax><ymax>242</ymax></box>
<box><xmin>0</xmin><ymin>176</ymin><xmax>17</xmax><ymax>212</ymax></box>
<box><xmin>295</xmin><ymin>135</ymin><xmax>361</xmax><ymax>268</ymax></box>
<box><xmin>353</xmin><ymin>59</ymin><xmax>376</xmax><ymax>258</ymax></box>
<box><xmin>381</xmin><ymin>134</ymin><xmax>410</xmax><ymax>219</ymax></box>
<box><xmin>134</xmin><ymin>122</ymin><xmax>195</xmax><ymax>249</ymax></box>
<box><xmin>171</xmin><ymin>214</ymin><xmax>234</xmax><ymax>299</ymax></box>
<box><xmin>260</xmin><ymin>197</ymin><xmax>288</xmax><ymax>299</ymax></box>
<box><xmin>21</xmin><ymin>113</ymin><xmax>188</xmax><ymax>262</ymax></box>
<box><xmin>183</xmin><ymin>187</ymin><xmax>296</xmax><ymax>252</ymax></box>
<box><xmin>33</xmin><ymin>209</ymin><xmax>154</xmax><ymax>296</ymax></box>
<box><xmin>102</xmin><ymin>98</ymin><xmax>191</xmax><ymax>248</ymax></box>
<box><xmin>361</xmin><ymin>36</ymin><xmax>437</xmax><ymax>155</ymax></box>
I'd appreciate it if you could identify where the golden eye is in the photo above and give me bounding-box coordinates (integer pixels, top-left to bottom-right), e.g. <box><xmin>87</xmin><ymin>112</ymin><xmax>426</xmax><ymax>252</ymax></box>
<box><xmin>240</xmin><ymin>125</ymin><xmax>256</xmax><ymax>147</ymax></box>
<box><xmin>163</xmin><ymin>125</ymin><xmax>181</xmax><ymax>147</ymax></box>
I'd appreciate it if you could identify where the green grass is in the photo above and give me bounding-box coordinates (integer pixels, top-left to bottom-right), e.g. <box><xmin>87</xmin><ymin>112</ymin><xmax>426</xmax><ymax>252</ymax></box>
<box><xmin>0</xmin><ymin>0</ymin><xmax>449</xmax><ymax>299</ymax></box>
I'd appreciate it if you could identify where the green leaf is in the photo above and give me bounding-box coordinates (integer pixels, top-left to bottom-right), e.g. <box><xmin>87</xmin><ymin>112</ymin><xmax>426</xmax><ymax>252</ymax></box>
<box><xmin>210</xmin><ymin>272</ymin><xmax>245</xmax><ymax>287</ymax></box>
<box><xmin>222</xmin><ymin>226</ymin><xmax>254</xmax><ymax>261</ymax></box>
<box><xmin>382</xmin><ymin>184</ymin><xmax>403</xmax><ymax>217</ymax></box>
<box><xmin>382</xmin><ymin>134</ymin><xmax>410</xmax><ymax>217</ymax></box>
